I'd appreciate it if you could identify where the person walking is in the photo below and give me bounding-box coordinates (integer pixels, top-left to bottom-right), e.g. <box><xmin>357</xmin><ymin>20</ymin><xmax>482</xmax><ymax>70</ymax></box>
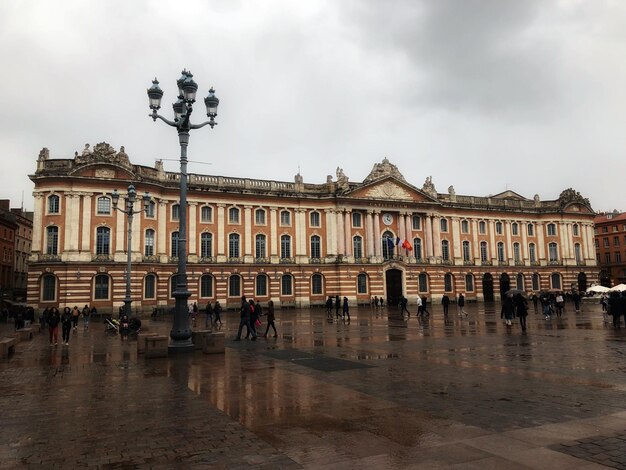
<box><xmin>572</xmin><ymin>291</ymin><xmax>581</xmax><ymax>313</ymax></box>
<box><xmin>82</xmin><ymin>304</ymin><xmax>90</xmax><ymax>330</ymax></box>
<box><xmin>515</xmin><ymin>294</ymin><xmax>528</xmax><ymax>331</ymax></box>
<box><xmin>335</xmin><ymin>295</ymin><xmax>341</xmax><ymax>320</ymax></box>
<box><xmin>501</xmin><ymin>294</ymin><xmax>515</xmax><ymax>327</ymax></box>
<box><xmin>342</xmin><ymin>296</ymin><xmax>350</xmax><ymax>321</ymax></box>
<box><xmin>205</xmin><ymin>302</ymin><xmax>213</xmax><ymax>328</ymax></box>
<box><xmin>420</xmin><ymin>296</ymin><xmax>430</xmax><ymax>317</ymax></box>
<box><xmin>441</xmin><ymin>294</ymin><xmax>450</xmax><ymax>316</ymax></box>
<box><xmin>71</xmin><ymin>305</ymin><xmax>80</xmax><ymax>330</ymax></box>
<box><xmin>400</xmin><ymin>296</ymin><xmax>410</xmax><ymax>317</ymax></box>
<box><xmin>608</xmin><ymin>292</ymin><xmax>621</xmax><ymax>329</ymax></box>
<box><xmin>48</xmin><ymin>307</ymin><xmax>60</xmax><ymax>345</ymax></box>
<box><xmin>325</xmin><ymin>296</ymin><xmax>334</xmax><ymax>321</ymax></box>
<box><xmin>457</xmin><ymin>293</ymin><xmax>466</xmax><ymax>316</ymax></box>
<box><xmin>61</xmin><ymin>307</ymin><xmax>73</xmax><ymax>345</ymax></box>
<box><xmin>555</xmin><ymin>292</ymin><xmax>565</xmax><ymax>317</ymax></box>
<box><xmin>213</xmin><ymin>301</ymin><xmax>223</xmax><ymax>327</ymax></box>
<box><xmin>531</xmin><ymin>292</ymin><xmax>539</xmax><ymax>313</ymax></box>
<box><xmin>416</xmin><ymin>295</ymin><xmax>423</xmax><ymax>318</ymax></box>
<box><xmin>264</xmin><ymin>299</ymin><xmax>277</xmax><ymax>337</ymax></box>
<box><xmin>248</xmin><ymin>299</ymin><xmax>259</xmax><ymax>339</ymax></box>
<box><xmin>235</xmin><ymin>296</ymin><xmax>255</xmax><ymax>341</ymax></box>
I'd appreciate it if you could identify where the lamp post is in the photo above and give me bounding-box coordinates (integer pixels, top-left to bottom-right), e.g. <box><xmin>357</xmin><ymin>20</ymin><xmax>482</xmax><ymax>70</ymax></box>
<box><xmin>147</xmin><ymin>69</ymin><xmax>219</xmax><ymax>351</ymax></box>
<box><xmin>111</xmin><ymin>184</ymin><xmax>151</xmax><ymax>318</ymax></box>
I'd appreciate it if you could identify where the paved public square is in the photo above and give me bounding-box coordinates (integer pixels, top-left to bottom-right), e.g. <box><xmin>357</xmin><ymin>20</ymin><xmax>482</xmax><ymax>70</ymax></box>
<box><xmin>1</xmin><ymin>301</ymin><xmax>625</xmax><ymax>469</ymax></box>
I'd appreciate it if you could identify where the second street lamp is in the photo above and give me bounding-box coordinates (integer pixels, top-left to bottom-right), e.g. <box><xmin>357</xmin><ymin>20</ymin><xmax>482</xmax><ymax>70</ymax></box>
<box><xmin>111</xmin><ymin>184</ymin><xmax>151</xmax><ymax>319</ymax></box>
<box><xmin>147</xmin><ymin>69</ymin><xmax>219</xmax><ymax>351</ymax></box>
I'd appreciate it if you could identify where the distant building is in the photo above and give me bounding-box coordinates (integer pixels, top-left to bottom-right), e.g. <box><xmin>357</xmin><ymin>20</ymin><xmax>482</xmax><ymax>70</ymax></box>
<box><xmin>594</xmin><ymin>211</ymin><xmax>626</xmax><ymax>286</ymax></box>
<box><xmin>0</xmin><ymin>201</ymin><xmax>33</xmax><ymax>302</ymax></box>
<box><xmin>28</xmin><ymin>143</ymin><xmax>599</xmax><ymax>313</ymax></box>
<box><xmin>0</xmin><ymin>200</ymin><xmax>18</xmax><ymax>300</ymax></box>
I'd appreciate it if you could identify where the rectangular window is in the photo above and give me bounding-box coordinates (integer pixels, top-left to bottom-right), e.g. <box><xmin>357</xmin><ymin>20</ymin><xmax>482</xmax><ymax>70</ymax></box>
<box><xmin>352</xmin><ymin>212</ymin><xmax>362</xmax><ymax>228</ymax></box>
<box><xmin>201</xmin><ymin>206</ymin><xmax>212</xmax><ymax>223</ymax></box>
<box><xmin>229</xmin><ymin>208</ymin><xmax>239</xmax><ymax>223</ymax></box>
<box><xmin>412</xmin><ymin>216</ymin><xmax>421</xmax><ymax>230</ymax></box>
<box><xmin>255</xmin><ymin>210</ymin><xmax>266</xmax><ymax>225</ymax></box>
<box><xmin>604</xmin><ymin>238</ymin><xmax>610</xmax><ymax>248</ymax></box>
<box><xmin>144</xmin><ymin>276</ymin><xmax>156</xmax><ymax>299</ymax></box>
<box><xmin>280</xmin><ymin>211</ymin><xmax>290</xmax><ymax>226</ymax></box>
<box><xmin>357</xmin><ymin>274</ymin><xmax>367</xmax><ymax>294</ymax></box>
<box><xmin>312</xmin><ymin>275</ymin><xmax>323</xmax><ymax>295</ymax></box>
<box><xmin>614</xmin><ymin>236</ymin><xmax>620</xmax><ymax>247</ymax></box>
<box><xmin>440</xmin><ymin>218</ymin><xmax>448</xmax><ymax>232</ymax></box>
<box><xmin>461</xmin><ymin>220</ymin><xmax>469</xmax><ymax>234</ymax></box>
<box><xmin>97</xmin><ymin>197</ymin><xmax>111</xmax><ymax>215</ymax></box>
<box><xmin>309</xmin><ymin>212</ymin><xmax>320</xmax><ymax>227</ymax></box>
<box><xmin>496</xmin><ymin>222</ymin><xmax>503</xmax><ymax>235</ymax></box>
<box><xmin>256</xmin><ymin>275</ymin><xmax>267</xmax><ymax>296</ymax></box>
<box><xmin>145</xmin><ymin>201</ymin><xmax>155</xmax><ymax>218</ymax></box>
<box><xmin>511</xmin><ymin>223</ymin><xmax>519</xmax><ymax>236</ymax></box>
<box><xmin>605</xmin><ymin>253</ymin><xmax>611</xmax><ymax>263</ymax></box>
<box><xmin>616</xmin><ymin>252</ymin><xmax>622</xmax><ymax>263</ymax></box>
<box><xmin>479</xmin><ymin>222</ymin><xmax>486</xmax><ymax>234</ymax></box>
<box><xmin>281</xmin><ymin>276</ymin><xmax>292</xmax><ymax>295</ymax></box>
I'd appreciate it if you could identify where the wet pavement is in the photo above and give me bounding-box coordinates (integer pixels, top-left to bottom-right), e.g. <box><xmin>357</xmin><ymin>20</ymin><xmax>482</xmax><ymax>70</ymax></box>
<box><xmin>1</xmin><ymin>301</ymin><xmax>625</xmax><ymax>469</ymax></box>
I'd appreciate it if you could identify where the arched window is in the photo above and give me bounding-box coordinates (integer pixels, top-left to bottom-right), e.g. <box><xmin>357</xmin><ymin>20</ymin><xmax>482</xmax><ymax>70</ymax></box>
<box><xmin>229</xmin><ymin>275</ymin><xmax>241</xmax><ymax>297</ymax></box>
<box><xmin>144</xmin><ymin>274</ymin><xmax>156</xmax><ymax>299</ymax></box>
<box><xmin>513</xmin><ymin>242</ymin><xmax>521</xmax><ymax>262</ymax></box>
<box><xmin>441</xmin><ymin>240</ymin><xmax>450</xmax><ymax>261</ymax></box>
<box><xmin>312</xmin><ymin>273</ymin><xmax>323</xmax><ymax>295</ymax></box>
<box><xmin>382</xmin><ymin>230</ymin><xmax>394</xmax><ymax>260</ymax></box>
<box><xmin>357</xmin><ymin>273</ymin><xmax>368</xmax><ymax>294</ymax></box>
<box><xmin>281</xmin><ymin>274</ymin><xmax>293</xmax><ymax>295</ymax></box>
<box><xmin>418</xmin><ymin>273</ymin><xmax>428</xmax><ymax>292</ymax></box>
<box><xmin>532</xmin><ymin>273</ymin><xmax>540</xmax><ymax>291</ymax></box>
<box><xmin>171</xmin><ymin>203</ymin><xmax>180</xmax><ymax>221</ymax></box>
<box><xmin>228</xmin><ymin>207</ymin><xmax>240</xmax><ymax>223</ymax></box>
<box><xmin>48</xmin><ymin>194</ymin><xmax>60</xmax><ymax>214</ymax></box>
<box><xmin>550</xmin><ymin>273</ymin><xmax>562</xmax><ymax>290</ymax></box>
<box><xmin>480</xmin><ymin>241</ymin><xmax>488</xmax><ymax>262</ymax></box>
<box><xmin>200</xmin><ymin>274</ymin><xmax>213</xmax><ymax>298</ymax></box>
<box><xmin>413</xmin><ymin>237</ymin><xmax>422</xmax><ymax>260</ymax></box>
<box><xmin>548</xmin><ymin>242</ymin><xmax>558</xmax><ymax>262</ymax></box>
<box><xmin>255</xmin><ymin>234</ymin><xmax>266</xmax><ymax>259</ymax></box>
<box><xmin>94</xmin><ymin>274</ymin><xmax>110</xmax><ymax>300</ymax></box>
<box><xmin>479</xmin><ymin>221</ymin><xmax>486</xmax><ymax>234</ymax></box>
<box><xmin>256</xmin><ymin>274</ymin><xmax>268</xmax><ymax>296</ymax></box>
<box><xmin>229</xmin><ymin>233</ymin><xmax>240</xmax><ymax>258</ymax></box>
<box><xmin>46</xmin><ymin>226</ymin><xmax>59</xmax><ymax>255</ymax></box>
<box><xmin>42</xmin><ymin>274</ymin><xmax>56</xmax><ymax>301</ymax></box>
<box><xmin>465</xmin><ymin>274</ymin><xmax>474</xmax><ymax>292</ymax></box>
<box><xmin>462</xmin><ymin>241</ymin><xmax>471</xmax><ymax>262</ymax></box>
<box><xmin>444</xmin><ymin>273</ymin><xmax>453</xmax><ymax>292</ymax></box>
<box><xmin>97</xmin><ymin>196</ymin><xmax>111</xmax><ymax>215</ymax></box>
<box><xmin>461</xmin><ymin>220</ymin><xmax>469</xmax><ymax>233</ymax></box>
<box><xmin>353</xmin><ymin>235</ymin><xmax>362</xmax><ymax>259</ymax></box>
<box><xmin>497</xmin><ymin>242</ymin><xmax>505</xmax><ymax>262</ymax></box>
<box><xmin>280</xmin><ymin>210</ymin><xmax>291</xmax><ymax>226</ymax></box>
<box><xmin>440</xmin><ymin>218</ymin><xmax>448</xmax><ymax>232</ymax></box>
<box><xmin>171</xmin><ymin>231</ymin><xmax>179</xmax><ymax>257</ymax></box>
<box><xmin>572</xmin><ymin>223</ymin><xmax>579</xmax><ymax>236</ymax></box>
<box><xmin>527</xmin><ymin>223</ymin><xmax>534</xmax><ymax>236</ymax></box>
<box><xmin>529</xmin><ymin>243</ymin><xmax>536</xmax><ymax>263</ymax></box>
<box><xmin>280</xmin><ymin>235</ymin><xmax>291</xmax><ymax>259</ymax></box>
<box><xmin>201</xmin><ymin>206</ymin><xmax>212</xmax><ymax>223</ymax></box>
<box><xmin>145</xmin><ymin>200</ymin><xmax>155</xmax><ymax>218</ymax></box>
<box><xmin>309</xmin><ymin>211</ymin><xmax>320</xmax><ymax>227</ymax></box>
<box><xmin>96</xmin><ymin>227</ymin><xmax>110</xmax><ymax>255</ymax></box>
<box><xmin>255</xmin><ymin>208</ymin><xmax>266</xmax><ymax>225</ymax></box>
<box><xmin>144</xmin><ymin>229</ymin><xmax>155</xmax><ymax>256</ymax></box>
<box><xmin>310</xmin><ymin>235</ymin><xmax>321</xmax><ymax>259</ymax></box>
<box><xmin>516</xmin><ymin>273</ymin><xmax>524</xmax><ymax>290</ymax></box>
<box><xmin>200</xmin><ymin>232</ymin><xmax>213</xmax><ymax>258</ymax></box>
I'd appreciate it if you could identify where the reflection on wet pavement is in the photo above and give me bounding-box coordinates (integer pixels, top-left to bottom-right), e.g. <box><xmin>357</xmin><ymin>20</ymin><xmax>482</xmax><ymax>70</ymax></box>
<box><xmin>1</xmin><ymin>301</ymin><xmax>625</xmax><ymax>468</ymax></box>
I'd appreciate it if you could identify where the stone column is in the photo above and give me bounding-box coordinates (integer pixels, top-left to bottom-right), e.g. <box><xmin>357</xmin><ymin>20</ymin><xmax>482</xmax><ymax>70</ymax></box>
<box><xmin>336</xmin><ymin>210</ymin><xmax>345</xmax><ymax>256</ymax></box>
<box><xmin>80</xmin><ymin>194</ymin><xmax>92</xmax><ymax>253</ymax></box>
<box><xmin>451</xmin><ymin>217</ymin><xmax>461</xmax><ymax>260</ymax></box>
<box><xmin>344</xmin><ymin>209</ymin><xmax>352</xmax><ymax>259</ymax></box>
<box><xmin>433</xmin><ymin>215</ymin><xmax>442</xmax><ymax>258</ymax></box>
<box><xmin>521</xmin><ymin>221</ymin><xmax>529</xmax><ymax>263</ymax></box>
<box><xmin>63</xmin><ymin>193</ymin><xmax>73</xmax><ymax>252</ymax></box>
<box><xmin>424</xmin><ymin>215</ymin><xmax>433</xmax><ymax>258</ymax></box>
<box><xmin>270</xmin><ymin>207</ymin><xmax>278</xmax><ymax>261</ymax></box>
<box><xmin>114</xmin><ymin>197</ymin><xmax>125</xmax><ymax>261</ymax></box>
<box><xmin>157</xmin><ymin>199</ymin><xmax>167</xmax><ymax>261</ymax></box>
<box><xmin>566</xmin><ymin>223</ymin><xmax>573</xmax><ymax>260</ymax></box>
<box><xmin>244</xmin><ymin>205</ymin><xmax>253</xmax><ymax>260</ymax></box>
<box><xmin>398</xmin><ymin>213</ymin><xmax>406</xmax><ymax>246</ymax></box>
<box><xmin>373</xmin><ymin>211</ymin><xmax>381</xmax><ymax>257</ymax></box>
<box><xmin>366</xmin><ymin>211</ymin><xmax>374</xmax><ymax>257</ymax></box>
<box><xmin>217</xmin><ymin>204</ymin><xmax>226</xmax><ymax>259</ymax></box>
<box><xmin>537</xmin><ymin>223</ymin><xmax>546</xmax><ymax>262</ymax></box>
<box><xmin>404</xmin><ymin>213</ymin><xmax>412</xmax><ymax>244</ymax></box>
<box><xmin>325</xmin><ymin>209</ymin><xmax>336</xmax><ymax>256</ymax></box>
<box><xmin>188</xmin><ymin>202</ymin><xmax>197</xmax><ymax>257</ymax></box>
<box><xmin>471</xmin><ymin>219</ymin><xmax>479</xmax><ymax>263</ymax></box>
<box><xmin>505</xmin><ymin>221</ymin><xmax>512</xmax><ymax>262</ymax></box>
<box><xmin>131</xmin><ymin>199</ymin><xmax>141</xmax><ymax>255</ymax></box>
<box><xmin>488</xmin><ymin>220</ymin><xmax>496</xmax><ymax>261</ymax></box>
<box><xmin>581</xmin><ymin>223</ymin><xmax>589</xmax><ymax>260</ymax></box>
<box><xmin>31</xmin><ymin>193</ymin><xmax>44</xmax><ymax>254</ymax></box>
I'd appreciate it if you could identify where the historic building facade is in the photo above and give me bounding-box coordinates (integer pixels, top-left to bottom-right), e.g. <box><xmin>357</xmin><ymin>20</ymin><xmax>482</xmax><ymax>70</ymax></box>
<box><xmin>0</xmin><ymin>201</ymin><xmax>32</xmax><ymax>303</ymax></box>
<box><xmin>27</xmin><ymin>143</ymin><xmax>599</xmax><ymax>313</ymax></box>
<box><xmin>594</xmin><ymin>211</ymin><xmax>626</xmax><ymax>287</ymax></box>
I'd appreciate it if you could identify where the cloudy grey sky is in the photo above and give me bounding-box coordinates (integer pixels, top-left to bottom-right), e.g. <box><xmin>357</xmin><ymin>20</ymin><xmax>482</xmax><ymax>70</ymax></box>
<box><xmin>1</xmin><ymin>0</ymin><xmax>624</xmax><ymax>212</ymax></box>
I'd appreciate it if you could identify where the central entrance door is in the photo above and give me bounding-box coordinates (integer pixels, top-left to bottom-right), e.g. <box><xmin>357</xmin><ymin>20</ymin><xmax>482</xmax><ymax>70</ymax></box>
<box><xmin>482</xmin><ymin>273</ymin><xmax>494</xmax><ymax>302</ymax></box>
<box><xmin>385</xmin><ymin>269</ymin><xmax>403</xmax><ymax>306</ymax></box>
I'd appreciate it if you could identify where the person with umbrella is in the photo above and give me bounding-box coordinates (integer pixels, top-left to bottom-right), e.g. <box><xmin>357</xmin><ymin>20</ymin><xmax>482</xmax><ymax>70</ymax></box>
<box><xmin>501</xmin><ymin>293</ymin><xmax>515</xmax><ymax>327</ymax></box>
<box><xmin>515</xmin><ymin>294</ymin><xmax>529</xmax><ymax>331</ymax></box>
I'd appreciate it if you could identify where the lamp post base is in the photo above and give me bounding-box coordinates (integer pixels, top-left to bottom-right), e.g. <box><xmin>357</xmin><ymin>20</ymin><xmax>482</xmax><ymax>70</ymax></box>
<box><xmin>168</xmin><ymin>340</ymin><xmax>194</xmax><ymax>353</ymax></box>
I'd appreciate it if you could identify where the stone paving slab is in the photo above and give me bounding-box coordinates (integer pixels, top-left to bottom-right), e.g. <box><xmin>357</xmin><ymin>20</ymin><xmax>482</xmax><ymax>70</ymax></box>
<box><xmin>0</xmin><ymin>302</ymin><xmax>625</xmax><ymax>468</ymax></box>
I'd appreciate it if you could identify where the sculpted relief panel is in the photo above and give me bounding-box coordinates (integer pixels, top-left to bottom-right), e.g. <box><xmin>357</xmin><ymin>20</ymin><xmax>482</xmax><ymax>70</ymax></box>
<box><xmin>365</xmin><ymin>182</ymin><xmax>412</xmax><ymax>200</ymax></box>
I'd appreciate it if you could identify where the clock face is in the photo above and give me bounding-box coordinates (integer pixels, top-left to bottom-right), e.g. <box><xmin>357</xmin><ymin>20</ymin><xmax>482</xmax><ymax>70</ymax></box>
<box><xmin>382</xmin><ymin>213</ymin><xmax>393</xmax><ymax>225</ymax></box>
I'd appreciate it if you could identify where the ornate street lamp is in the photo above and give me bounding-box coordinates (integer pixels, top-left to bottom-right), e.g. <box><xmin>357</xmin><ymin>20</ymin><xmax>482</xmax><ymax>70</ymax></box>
<box><xmin>147</xmin><ymin>70</ymin><xmax>219</xmax><ymax>351</ymax></box>
<box><xmin>111</xmin><ymin>184</ymin><xmax>151</xmax><ymax>318</ymax></box>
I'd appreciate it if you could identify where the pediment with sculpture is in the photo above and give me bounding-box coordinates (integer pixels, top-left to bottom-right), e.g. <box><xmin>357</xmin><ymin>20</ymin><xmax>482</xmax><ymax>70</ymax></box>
<box><xmin>346</xmin><ymin>177</ymin><xmax>438</xmax><ymax>203</ymax></box>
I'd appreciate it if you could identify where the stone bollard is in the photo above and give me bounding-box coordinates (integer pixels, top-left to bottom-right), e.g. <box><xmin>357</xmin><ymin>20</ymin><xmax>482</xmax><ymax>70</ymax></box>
<box><xmin>137</xmin><ymin>332</ymin><xmax>158</xmax><ymax>355</ymax></box>
<box><xmin>145</xmin><ymin>335</ymin><xmax>169</xmax><ymax>358</ymax></box>
<box><xmin>191</xmin><ymin>329</ymin><xmax>213</xmax><ymax>351</ymax></box>
<box><xmin>202</xmin><ymin>332</ymin><xmax>225</xmax><ymax>355</ymax></box>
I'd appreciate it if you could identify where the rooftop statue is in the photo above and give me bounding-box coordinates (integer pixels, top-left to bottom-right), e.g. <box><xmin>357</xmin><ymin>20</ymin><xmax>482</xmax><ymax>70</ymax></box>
<box><xmin>363</xmin><ymin>157</ymin><xmax>406</xmax><ymax>184</ymax></box>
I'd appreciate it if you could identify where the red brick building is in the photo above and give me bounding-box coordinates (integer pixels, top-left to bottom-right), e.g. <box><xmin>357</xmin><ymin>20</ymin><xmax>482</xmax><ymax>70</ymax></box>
<box><xmin>594</xmin><ymin>211</ymin><xmax>626</xmax><ymax>287</ymax></box>
<box><xmin>28</xmin><ymin>143</ymin><xmax>599</xmax><ymax>313</ymax></box>
<box><xmin>0</xmin><ymin>200</ymin><xmax>18</xmax><ymax>299</ymax></box>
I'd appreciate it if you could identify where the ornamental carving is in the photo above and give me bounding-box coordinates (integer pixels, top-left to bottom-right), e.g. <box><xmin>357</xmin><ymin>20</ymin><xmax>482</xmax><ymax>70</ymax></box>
<box><xmin>95</xmin><ymin>169</ymin><xmax>115</xmax><ymax>178</ymax></box>
<box><xmin>558</xmin><ymin>188</ymin><xmax>590</xmax><ymax>208</ymax></box>
<box><xmin>365</xmin><ymin>181</ymin><xmax>412</xmax><ymax>200</ymax></box>
<box><xmin>363</xmin><ymin>157</ymin><xmax>406</xmax><ymax>184</ymax></box>
<box><xmin>74</xmin><ymin>142</ymin><xmax>131</xmax><ymax>168</ymax></box>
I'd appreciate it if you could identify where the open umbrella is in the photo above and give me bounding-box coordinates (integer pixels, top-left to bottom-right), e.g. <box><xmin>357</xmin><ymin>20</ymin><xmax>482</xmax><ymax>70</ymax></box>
<box><xmin>609</xmin><ymin>284</ymin><xmax>626</xmax><ymax>292</ymax></box>
<box><xmin>586</xmin><ymin>285</ymin><xmax>610</xmax><ymax>294</ymax></box>
<box><xmin>504</xmin><ymin>289</ymin><xmax>527</xmax><ymax>297</ymax></box>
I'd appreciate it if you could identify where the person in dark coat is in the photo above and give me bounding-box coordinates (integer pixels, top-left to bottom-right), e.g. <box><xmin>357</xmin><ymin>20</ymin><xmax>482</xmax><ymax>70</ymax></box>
<box><xmin>47</xmin><ymin>308</ymin><xmax>61</xmax><ymax>345</ymax></box>
<box><xmin>335</xmin><ymin>295</ymin><xmax>341</xmax><ymax>319</ymax></box>
<box><xmin>441</xmin><ymin>294</ymin><xmax>450</xmax><ymax>316</ymax></box>
<box><xmin>235</xmin><ymin>296</ymin><xmax>254</xmax><ymax>340</ymax></box>
<box><xmin>61</xmin><ymin>307</ymin><xmax>73</xmax><ymax>345</ymax></box>
<box><xmin>205</xmin><ymin>302</ymin><xmax>213</xmax><ymax>328</ymax></box>
<box><xmin>608</xmin><ymin>292</ymin><xmax>621</xmax><ymax>329</ymax></box>
<box><xmin>325</xmin><ymin>296</ymin><xmax>333</xmax><ymax>320</ymax></box>
<box><xmin>501</xmin><ymin>294</ymin><xmax>515</xmax><ymax>327</ymax></box>
<box><xmin>247</xmin><ymin>299</ymin><xmax>259</xmax><ymax>339</ymax></box>
<box><xmin>213</xmin><ymin>301</ymin><xmax>223</xmax><ymax>326</ymax></box>
<box><xmin>264</xmin><ymin>299</ymin><xmax>277</xmax><ymax>337</ymax></box>
<box><xmin>457</xmin><ymin>293</ymin><xmax>466</xmax><ymax>316</ymax></box>
<box><xmin>342</xmin><ymin>296</ymin><xmax>350</xmax><ymax>321</ymax></box>
<box><xmin>515</xmin><ymin>294</ymin><xmax>528</xmax><ymax>331</ymax></box>
<box><xmin>572</xmin><ymin>291</ymin><xmax>581</xmax><ymax>312</ymax></box>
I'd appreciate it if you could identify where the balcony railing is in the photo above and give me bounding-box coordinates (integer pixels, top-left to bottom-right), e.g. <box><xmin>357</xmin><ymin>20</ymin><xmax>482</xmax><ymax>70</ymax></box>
<box><xmin>39</xmin><ymin>254</ymin><xmax>61</xmax><ymax>262</ymax></box>
<box><xmin>498</xmin><ymin>260</ymin><xmax>509</xmax><ymax>266</ymax></box>
<box><xmin>530</xmin><ymin>261</ymin><xmax>540</xmax><ymax>266</ymax></box>
<box><xmin>142</xmin><ymin>255</ymin><xmax>159</xmax><ymax>262</ymax></box>
<box><xmin>254</xmin><ymin>257</ymin><xmax>270</xmax><ymax>264</ymax></box>
<box><xmin>92</xmin><ymin>254</ymin><xmax>112</xmax><ymax>262</ymax></box>
<box><xmin>463</xmin><ymin>260</ymin><xmax>475</xmax><ymax>266</ymax></box>
<box><xmin>514</xmin><ymin>260</ymin><xmax>525</xmax><ymax>266</ymax></box>
<box><xmin>279</xmin><ymin>257</ymin><xmax>295</xmax><ymax>264</ymax></box>
<box><xmin>310</xmin><ymin>257</ymin><xmax>321</xmax><ymax>264</ymax></box>
<box><xmin>548</xmin><ymin>260</ymin><xmax>563</xmax><ymax>266</ymax></box>
<box><xmin>227</xmin><ymin>257</ymin><xmax>243</xmax><ymax>264</ymax></box>
<box><xmin>199</xmin><ymin>256</ymin><xmax>217</xmax><ymax>263</ymax></box>
<box><xmin>481</xmin><ymin>260</ymin><xmax>492</xmax><ymax>266</ymax></box>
